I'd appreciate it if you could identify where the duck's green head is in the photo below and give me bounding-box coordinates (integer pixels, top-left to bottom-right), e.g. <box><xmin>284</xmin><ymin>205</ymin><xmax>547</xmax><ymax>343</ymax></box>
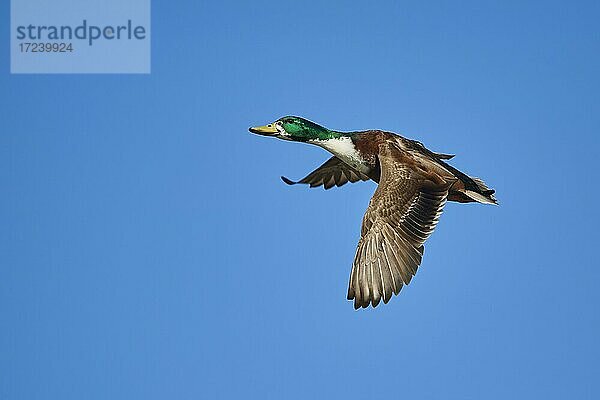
<box><xmin>249</xmin><ymin>116</ymin><xmax>335</xmax><ymax>142</ymax></box>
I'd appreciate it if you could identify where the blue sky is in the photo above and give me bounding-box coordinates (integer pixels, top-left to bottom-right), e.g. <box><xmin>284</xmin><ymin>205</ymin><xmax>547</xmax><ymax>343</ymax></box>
<box><xmin>2</xmin><ymin>1</ymin><xmax>600</xmax><ymax>399</ymax></box>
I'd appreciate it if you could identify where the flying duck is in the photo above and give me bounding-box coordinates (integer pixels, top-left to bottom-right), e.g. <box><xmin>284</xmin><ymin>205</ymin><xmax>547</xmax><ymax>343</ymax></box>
<box><xmin>250</xmin><ymin>116</ymin><xmax>497</xmax><ymax>309</ymax></box>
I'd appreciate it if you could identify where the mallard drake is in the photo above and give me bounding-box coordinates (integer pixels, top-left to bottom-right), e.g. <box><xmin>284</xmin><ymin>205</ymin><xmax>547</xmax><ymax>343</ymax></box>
<box><xmin>250</xmin><ymin>116</ymin><xmax>497</xmax><ymax>309</ymax></box>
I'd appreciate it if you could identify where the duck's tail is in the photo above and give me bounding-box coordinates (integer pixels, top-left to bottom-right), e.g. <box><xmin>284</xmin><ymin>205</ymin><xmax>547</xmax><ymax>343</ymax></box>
<box><xmin>456</xmin><ymin>176</ymin><xmax>497</xmax><ymax>205</ymax></box>
<box><xmin>437</xmin><ymin>161</ymin><xmax>497</xmax><ymax>205</ymax></box>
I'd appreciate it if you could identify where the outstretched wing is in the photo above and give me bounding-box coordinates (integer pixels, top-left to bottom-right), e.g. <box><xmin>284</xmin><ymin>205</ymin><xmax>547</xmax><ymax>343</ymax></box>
<box><xmin>281</xmin><ymin>156</ymin><xmax>370</xmax><ymax>190</ymax></box>
<box><xmin>347</xmin><ymin>142</ymin><xmax>455</xmax><ymax>309</ymax></box>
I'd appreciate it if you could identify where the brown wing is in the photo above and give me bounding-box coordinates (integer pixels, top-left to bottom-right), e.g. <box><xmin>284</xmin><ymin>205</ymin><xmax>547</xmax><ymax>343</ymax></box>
<box><xmin>347</xmin><ymin>142</ymin><xmax>455</xmax><ymax>309</ymax></box>
<box><xmin>281</xmin><ymin>156</ymin><xmax>370</xmax><ymax>190</ymax></box>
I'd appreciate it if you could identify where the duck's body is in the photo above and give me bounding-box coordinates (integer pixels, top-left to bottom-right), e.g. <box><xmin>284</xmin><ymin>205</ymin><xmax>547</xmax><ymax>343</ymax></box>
<box><xmin>293</xmin><ymin>130</ymin><xmax>496</xmax><ymax>205</ymax></box>
<box><xmin>250</xmin><ymin>117</ymin><xmax>496</xmax><ymax>309</ymax></box>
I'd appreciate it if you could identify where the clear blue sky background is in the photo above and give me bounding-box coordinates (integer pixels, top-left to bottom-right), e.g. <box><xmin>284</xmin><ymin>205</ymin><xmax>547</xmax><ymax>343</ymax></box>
<box><xmin>2</xmin><ymin>1</ymin><xmax>599</xmax><ymax>399</ymax></box>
